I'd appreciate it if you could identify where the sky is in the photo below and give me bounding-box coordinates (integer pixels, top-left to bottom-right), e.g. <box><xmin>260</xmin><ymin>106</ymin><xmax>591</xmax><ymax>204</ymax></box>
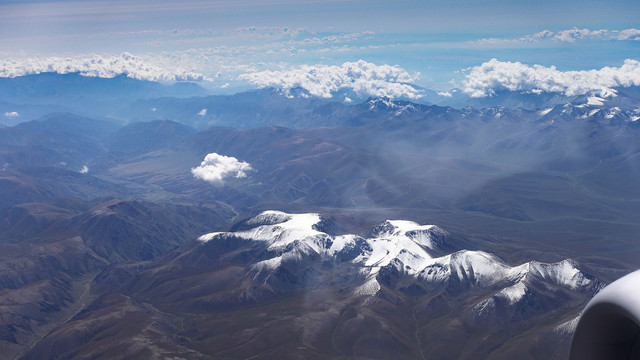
<box><xmin>1</xmin><ymin>0</ymin><xmax>639</xmax><ymax>97</ymax></box>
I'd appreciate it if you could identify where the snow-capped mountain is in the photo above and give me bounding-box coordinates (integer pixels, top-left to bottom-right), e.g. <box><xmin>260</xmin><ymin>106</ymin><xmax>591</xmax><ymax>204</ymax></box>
<box><xmin>198</xmin><ymin>211</ymin><xmax>598</xmax><ymax>304</ymax></box>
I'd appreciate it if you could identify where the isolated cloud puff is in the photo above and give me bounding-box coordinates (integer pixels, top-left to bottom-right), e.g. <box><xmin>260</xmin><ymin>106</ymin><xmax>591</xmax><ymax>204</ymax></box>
<box><xmin>191</xmin><ymin>153</ymin><xmax>252</xmax><ymax>185</ymax></box>
<box><xmin>463</xmin><ymin>59</ymin><xmax>640</xmax><ymax>97</ymax></box>
<box><xmin>4</xmin><ymin>111</ymin><xmax>19</xmax><ymax>117</ymax></box>
<box><xmin>0</xmin><ymin>52</ymin><xmax>208</xmax><ymax>82</ymax></box>
<box><xmin>239</xmin><ymin>60</ymin><xmax>423</xmax><ymax>99</ymax></box>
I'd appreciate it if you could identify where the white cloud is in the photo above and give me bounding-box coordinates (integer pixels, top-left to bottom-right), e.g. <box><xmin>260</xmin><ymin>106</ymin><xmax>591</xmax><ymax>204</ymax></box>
<box><xmin>198</xmin><ymin>108</ymin><xmax>207</xmax><ymax>116</ymax></box>
<box><xmin>477</xmin><ymin>27</ymin><xmax>640</xmax><ymax>45</ymax></box>
<box><xmin>553</xmin><ymin>28</ymin><xmax>608</xmax><ymax>42</ymax></box>
<box><xmin>437</xmin><ymin>91</ymin><xmax>452</xmax><ymax>97</ymax></box>
<box><xmin>239</xmin><ymin>60</ymin><xmax>422</xmax><ymax>99</ymax></box>
<box><xmin>191</xmin><ymin>153</ymin><xmax>252</xmax><ymax>186</ymax></box>
<box><xmin>617</xmin><ymin>28</ymin><xmax>640</xmax><ymax>40</ymax></box>
<box><xmin>79</xmin><ymin>165</ymin><xmax>89</xmax><ymax>174</ymax></box>
<box><xmin>0</xmin><ymin>52</ymin><xmax>209</xmax><ymax>82</ymax></box>
<box><xmin>4</xmin><ymin>111</ymin><xmax>19</xmax><ymax>117</ymax></box>
<box><xmin>463</xmin><ymin>58</ymin><xmax>640</xmax><ymax>98</ymax></box>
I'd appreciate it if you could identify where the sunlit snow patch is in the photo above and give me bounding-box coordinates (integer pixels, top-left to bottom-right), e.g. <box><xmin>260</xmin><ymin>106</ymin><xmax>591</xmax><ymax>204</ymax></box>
<box><xmin>587</xmin><ymin>96</ymin><xmax>605</xmax><ymax>106</ymax></box>
<box><xmin>498</xmin><ymin>282</ymin><xmax>527</xmax><ymax>304</ymax></box>
<box><xmin>538</xmin><ymin>108</ymin><xmax>553</xmax><ymax>116</ymax></box>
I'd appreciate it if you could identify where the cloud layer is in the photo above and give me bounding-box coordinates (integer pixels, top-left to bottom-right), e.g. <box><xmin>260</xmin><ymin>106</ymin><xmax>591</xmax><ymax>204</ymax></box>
<box><xmin>191</xmin><ymin>153</ymin><xmax>252</xmax><ymax>185</ymax></box>
<box><xmin>463</xmin><ymin>59</ymin><xmax>640</xmax><ymax>97</ymax></box>
<box><xmin>478</xmin><ymin>27</ymin><xmax>640</xmax><ymax>45</ymax></box>
<box><xmin>239</xmin><ymin>60</ymin><xmax>423</xmax><ymax>99</ymax></box>
<box><xmin>0</xmin><ymin>52</ymin><xmax>208</xmax><ymax>82</ymax></box>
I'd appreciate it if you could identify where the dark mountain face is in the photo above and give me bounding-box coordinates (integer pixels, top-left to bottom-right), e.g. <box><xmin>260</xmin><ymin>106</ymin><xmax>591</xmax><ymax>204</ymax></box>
<box><xmin>0</xmin><ymin>113</ymin><xmax>118</xmax><ymax>169</ymax></box>
<box><xmin>107</xmin><ymin>120</ymin><xmax>196</xmax><ymax>155</ymax></box>
<box><xmin>0</xmin><ymin>196</ymin><xmax>234</xmax><ymax>358</ymax></box>
<box><xmin>0</xmin><ymin>76</ymin><xmax>639</xmax><ymax>359</ymax></box>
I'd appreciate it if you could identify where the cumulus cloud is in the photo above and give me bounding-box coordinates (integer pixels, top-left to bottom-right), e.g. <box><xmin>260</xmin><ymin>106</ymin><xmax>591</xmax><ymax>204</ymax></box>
<box><xmin>79</xmin><ymin>165</ymin><xmax>89</xmax><ymax>174</ymax></box>
<box><xmin>198</xmin><ymin>108</ymin><xmax>207</xmax><ymax>116</ymax></box>
<box><xmin>4</xmin><ymin>111</ymin><xmax>19</xmax><ymax>117</ymax></box>
<box><xmin>239</xmin><ymin>60</ymin><xmax>423</xmax><ymax>99</ymax></box>
<box><xmin>477</xmin><ymin>27</ymin><xmax>640</xmax><ymax>45</ymax></box>
<box><xmin>463</xmin><ymin>59</ymin><xmax>640</xmax><ymax>98</ymax></box>
<box><xmin>0</xmin><ymin>52</ymin><xmax>209</xmax><ymax>82</ymax></box>
<box><xmin>191</xmin><ymin>153</ymin><xmax>252</xmax><ymax>186</ymax></box>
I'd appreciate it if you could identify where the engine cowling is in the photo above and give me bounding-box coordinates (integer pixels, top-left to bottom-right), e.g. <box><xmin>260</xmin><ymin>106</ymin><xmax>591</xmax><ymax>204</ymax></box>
<box><xmin>570</xmin><ymin>270</ymin><xmax>640</xmax><ymax>359</ymax></box>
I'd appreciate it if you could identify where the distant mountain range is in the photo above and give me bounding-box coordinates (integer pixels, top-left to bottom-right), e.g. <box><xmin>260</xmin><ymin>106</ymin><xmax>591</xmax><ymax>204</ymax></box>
<box><xmin>1</xmin><ymin>73</ymin><xmax>639</xmax><ymax>127</ymax></box>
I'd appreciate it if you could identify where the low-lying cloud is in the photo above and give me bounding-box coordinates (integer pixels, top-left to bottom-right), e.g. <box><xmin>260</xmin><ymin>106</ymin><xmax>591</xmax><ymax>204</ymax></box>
<box><xmin>191</xmin><ymin>153</ymin><xmax>253</xmax><ymax>185</ymax></box>
<box><xmin>463</xmin><ymin>58</ymin><xmax>640</xmax><ymax>97</ymax></box>
<box><xmin>239</xmin><ymin>60</ymin><xmax>423</xmax><ymax>99</ymax></box>
<box><xmin>0</xmin><ymin>52</ymin><xmax>208</xmax><ymax>82</ymax></box>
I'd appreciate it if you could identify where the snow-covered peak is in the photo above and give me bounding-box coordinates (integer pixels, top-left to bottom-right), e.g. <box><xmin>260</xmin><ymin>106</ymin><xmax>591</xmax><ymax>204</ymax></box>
<box><xmin>368</xmin><ymin>97</ymin><xmax>399</xmax><ymax>110</ymax></box>
<box><xmin>371</xmin><ymin>220</ymin><xmax>437</xmax><ymax>246</ymax></box>
<box><xmin>519</xmin><ymin>260</ymin><xmax>592</xmax><ymax>289</ymax></box>
<box><xmin>447</xmin><ymin>250</ymin><xmax>512</xmax><ymax>284</ymax></box>
<box><xmin>483</xmin><ymin>107</ymin><xmax>507</xmax><ymax>119</ymax></box>
<box><xmin>354</xmin><ymin>220</ymin><xmax>452</xmax><ymax>274</ymax></box>
<box><xmin>366</xmin><ymin>97</ymin><xmax>417</xmax><ymax>116</ymax></box>
<box><xmin>586</xmin><ymin>96</ymin><xmax>605</xmax><ymax>106</ymax></box>
<box><xmin>244</xmin><ymin>210</ymin><xmax>293</xmax><ymax>227</ymax></box>
<box><xmin>199</xmin><ymin>211</ymin><xmax>328</xmax><ymax>252</ymax></box>
<box><xmin>416</xmin><ymin>251</ymin><xmax>594</xmax><ymax>300</ymax></box>
<box><xmin>604</xmin><ymin>106</ymin><xmax>621</xmax><ymax>119</ymax></box>
<box><xmin>475</xmin><ymin>259</ymin><xmax>595</xmax><ymax>306</ymax></box>
<box><xmin>372</xmin><ymin>220</ymin><xmax>449</xmax><ymax>247</ymax></box>
<box><xmin>252</xmin><ymin>211</ymin><xmax>322</xmax><ymax>233</ymax></box>
<box><xmin>499</xmin><ymin>282</ymin><xmax>528</xmax><ymax>304</ymax></box>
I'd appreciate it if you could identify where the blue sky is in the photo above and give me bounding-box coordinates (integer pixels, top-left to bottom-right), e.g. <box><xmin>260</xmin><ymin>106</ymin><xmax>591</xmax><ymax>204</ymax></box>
<box><xmin>1</xmin><ymin>0</ymin><xmax>639</xmax><ymax>95</ymax></box>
